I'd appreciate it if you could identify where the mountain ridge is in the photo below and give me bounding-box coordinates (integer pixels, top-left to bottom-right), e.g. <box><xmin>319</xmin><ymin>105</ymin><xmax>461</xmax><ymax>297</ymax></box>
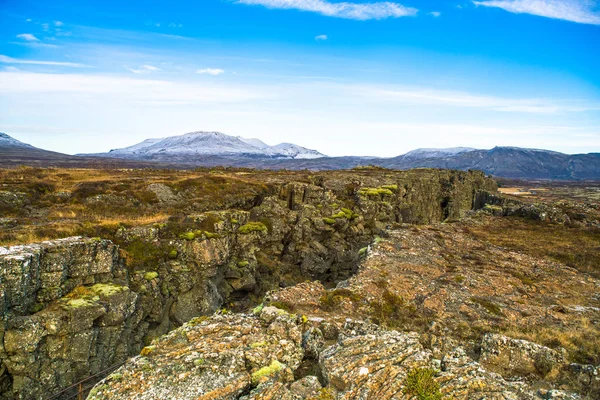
<box><xmin>97</xmin><ymin>131</ymin><xmax>326</xmax><ymax>160</ymax></box>
<box><xmin>1</xmin><ymin>132</ymin><xmax>599</xmax><ymax>179</ymax></box>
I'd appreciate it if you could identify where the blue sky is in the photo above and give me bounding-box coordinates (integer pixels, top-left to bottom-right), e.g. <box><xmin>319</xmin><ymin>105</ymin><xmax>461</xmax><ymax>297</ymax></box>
<box><xmin>0</xmin><ymin>0</ymin><xmax>599</xmax><ymax>156</ymax></box>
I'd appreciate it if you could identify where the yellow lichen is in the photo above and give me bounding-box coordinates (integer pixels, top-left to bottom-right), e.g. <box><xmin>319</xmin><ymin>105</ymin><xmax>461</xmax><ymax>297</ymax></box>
<box><xmin>251</xmin><ymin>360</ymin><xmax>283</xmax><ymax>385</ymax></box>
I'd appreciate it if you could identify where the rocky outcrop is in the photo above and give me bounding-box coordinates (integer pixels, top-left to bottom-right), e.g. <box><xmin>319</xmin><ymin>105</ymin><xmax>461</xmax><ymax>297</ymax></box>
<box><xmin>1</xmin><ymin>169</ymin><xmax>497</xmax><ymax>398</ymax></box>
<box><xmin>88</xmin><ymin>309</ymin><xmax>543</xmax><ymax>400</ymax></box>
<box><xmin>0</xmin><ymin>238</ymin><xmax>143</xmax><ymax>399</ymax></box>
<box><xmin>480</xmin><ymin>333</ymin><xmax>565</xmax><ymax>378</ymax></box>
<box><xmin>473</xmin><ymin>190</ymin><xmax>600</xmax><ymax>228</ymax></box>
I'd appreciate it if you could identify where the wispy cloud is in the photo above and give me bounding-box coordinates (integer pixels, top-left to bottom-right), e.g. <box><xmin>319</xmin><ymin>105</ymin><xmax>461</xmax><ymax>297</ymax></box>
<box><xmin>54</xmin><ymin>20</ymin><xmax>64</xmax><ymax>27</ymax></box>
<box><xmin>0</xmin><ymin>71</ymin><xmax>265</xmax><ymax>105</ymax></box>
<box><xmin>429</xmin><ymin>11</ymin><xmax>441</xmax><ymax>17</ymax></box>
<box><xmin>127</xmin><ymin>64</ymin><xmax>161</xmax><ymax>74</ymax></box>
<box><xmin>360</xmin><ymin>85</ymin><xmax>600</xmax><ymax>113</ymax></box>
<box><xmin>196</xmin><ymin>68</ymin><xmax>225</xmax><ymax>75</ymax></box>
<box><xmin>236</xmin><ymin>0</ymin><xmax>418</xmax><ymax>20</ymax></box>
<box><xmin>16</xmin><ymin>33</ymin><xmax>39</xmax><ymax>41</ymax></box>
<box><xmin>473</xmin><ymin>0</ymin><xmax>600</xmax><ymax>25</ymax></box>
<box><xmin>0</xmin><ymin>55</ymin><xmax>86</xmax><ymax>68</ymax></box>
<box><xmin>315</xmin><ymin>34</ymin><xmax>328</xmax><ymax>40</ymax></box>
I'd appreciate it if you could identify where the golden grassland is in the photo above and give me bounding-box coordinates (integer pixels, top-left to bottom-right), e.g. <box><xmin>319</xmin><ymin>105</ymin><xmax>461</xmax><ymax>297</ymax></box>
<box><xmin>465</xmin><ymin>217</ymin><xmax>600</xmax><ymax>278</ymax></box>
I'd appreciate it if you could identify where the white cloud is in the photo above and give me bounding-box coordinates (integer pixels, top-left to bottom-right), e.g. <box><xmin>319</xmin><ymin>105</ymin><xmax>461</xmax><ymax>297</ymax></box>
<box><xmin>0</xmin><ymin>55</ymin><xmax>86</xmax><ymax>68</ymax></box>
<box><xmin>42</xmin><ymin>23</ymin><xmax>50</xmax><ymax>31</ymax></box>
<box><xmin>168</xmin><ymin>22</ymin><xmax>183</xmax><ymax>28</ymax></box>
<box><xmin>26</xmin><ymin>18</ymin><xmax>32</xmax><ymax>22</ymax></box>
<box><xmin>430</xmin><ymin>11</ymin><xmax>441</xmax><ymax>17</ymax></box>
<box><xmin>10</xmin><ymin>41</ymin><xmax>59</xmax><ymax>49</ymax></box>
<box><xmin>127</xmin><ymin>64</ymin><xmax>161</xmax><ymax>74</ymax></box>
<box><xmin>16</xmin><ymin>33</ymin><xmax>39</xmax><ymax>41</ymax></box>
<box><xmin>54</xmin><ymin>20</ymin><xmax>64</xmax><ymax>26</ymax></box>
<box><xmin>4</xmin><ymin>66</ymin><xmax>20</xmax><ymax>72</ymax></box>
<box><xmin>473</xmin><ymin>0</ymin><xmax>600</xmax><ymax>25</ymax></box>
<box><xmin>315</xmin><ymin>34</ymin><xmax>328</xmax><ymax>40</ymax></box>
<box><xmin>196</xmin><ymin>68</ymin><xmax>225</xmax><ymax>75</ymax></box>
<box><xmin>358</xmin><ymin>85</ymin><xmax>600</xmax><ymax>113</ymax></box>
<box><xmin>0</xmin><ymin>71</ymin><xmax>265</xmax><ymax>104</ymax></box>
<box><xmin>236</xmin><ymin>0</ymin><xmax>418</xmax><ymax>20</ymax></box>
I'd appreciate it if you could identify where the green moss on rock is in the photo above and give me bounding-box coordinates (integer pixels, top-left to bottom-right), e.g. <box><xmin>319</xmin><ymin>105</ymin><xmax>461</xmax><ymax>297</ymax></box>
<box><xmin>144</xmin><ymin>271</ymin><xmax>159</xmax><ymax>281</ymax></box>
<box><xmin>251</xmin><ymin>360</ymin><xmax>283</xmax><ymax>385</ymax></box>
<box><xmin>238</xmin><ymin>222</ymin><xmax>268</xmax><ymax>234</ymax></box>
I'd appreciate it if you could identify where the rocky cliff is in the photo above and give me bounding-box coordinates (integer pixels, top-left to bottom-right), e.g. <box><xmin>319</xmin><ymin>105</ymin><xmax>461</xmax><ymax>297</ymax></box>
<box><xmin>0</xmin><ymin>169</ymin><xmax>496</xmax><ymax>398</ymax></box>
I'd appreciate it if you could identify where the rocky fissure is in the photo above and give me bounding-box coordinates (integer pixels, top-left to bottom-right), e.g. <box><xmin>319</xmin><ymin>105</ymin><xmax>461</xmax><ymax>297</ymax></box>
<box><xmin>1</xmin><ymin>170</ymin><xmax>498</xmax><ymax>398</ymax></box>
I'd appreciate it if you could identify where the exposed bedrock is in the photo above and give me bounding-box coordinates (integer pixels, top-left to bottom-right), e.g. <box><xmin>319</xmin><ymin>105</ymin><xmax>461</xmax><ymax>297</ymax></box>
<box><xmin>0</xmin><ymin>169</ymin><xmax>495</xmax><ymax>398</ymax></box>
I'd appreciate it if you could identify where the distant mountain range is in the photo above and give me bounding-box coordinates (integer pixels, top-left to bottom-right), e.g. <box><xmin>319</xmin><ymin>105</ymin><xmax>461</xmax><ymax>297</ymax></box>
<box><xmin>1</xmin><ymin>131</ymin><xmax>599</xmax><ymax>180</ymax></box>
<box><xmin>85</xmin><ymin>131</ymin><xmax>325</xmax><ymax>160</ymax></box>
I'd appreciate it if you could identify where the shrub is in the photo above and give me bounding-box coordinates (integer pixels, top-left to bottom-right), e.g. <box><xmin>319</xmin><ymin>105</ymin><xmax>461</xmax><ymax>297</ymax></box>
<box><xmin>403</xmin><ymin>368</ymin><xmax>442</xmax><ymax>400</ymax></box>
<box><xmin>237</xmin><ymin>260</ymin><xmax>249</xmax><ymax>267</ymax></box>
<box><xmin>238</xmin><ymin>222</ymin><xmax>268</xmax><ymax>234</ymax></box>
<box><xmin>323</xmin><ymin>218</ymin><xmax>336</xmax><ymax>225</ymax></box>
<box><xmin>122</xmin><ymin>239</ymin><xmax>167</xmax><ymax>271</ymax></box>
<box><xmin>168</xmin><ymin>249</ymin><xmax>178</xmax><ymax>259</ymax></box>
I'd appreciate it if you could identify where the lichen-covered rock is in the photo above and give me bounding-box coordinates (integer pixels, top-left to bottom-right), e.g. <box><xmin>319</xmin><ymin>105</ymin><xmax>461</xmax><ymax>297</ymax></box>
<box><xmin>0</xmin><ymin>238</ymin><xmax>142</xmax><ymax>399</ymax></box>
<box><xmin>89</xmin><ymin>310</ymin><xmax>558</xmax><ymax>400</ymax></box>
<box><xmin>87</xmin><ymin>310</ymin><xmax>304</xmax><ymax>400</ymax></box>
<box><xmin>480</xmin><ymin>333</ymin><xmax>565</xmax><ymax>378</ymax></box>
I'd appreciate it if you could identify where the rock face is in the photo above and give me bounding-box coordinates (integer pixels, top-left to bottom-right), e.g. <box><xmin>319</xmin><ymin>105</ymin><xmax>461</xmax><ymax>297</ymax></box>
<box><xmin>88</xmin><ymin>310</ymin><xmax>539</xmax><ymax>400</ymax></box>
<box><xmin>0</xmin><ymin>238</ymin><xmax>144</xmax><ymax>399</ymax></box>
<box><xmin>0</xmin><ymin>169</ymin><xmax>496</xmax><ymax>398</ymax></box>
<box><xmin>480</xmin><ymin>334</ymin><xmax>565</xmax><ymax>378</ymax></box>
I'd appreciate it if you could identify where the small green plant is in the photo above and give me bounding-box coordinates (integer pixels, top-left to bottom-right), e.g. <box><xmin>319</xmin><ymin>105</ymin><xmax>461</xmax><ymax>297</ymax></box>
<box><xmin>403</xmin><ymin>367</ymin><xmax>442</xmax><ymax>400</ymax></box>
<box><xmin>140</xmin><ymin>345</ymin><xmax>156</xmax><ymax>356</ymax></box>
<box><xmin>323</xmin><ymin>217</ymin><xmax>336</xmax><ymax>225</ymax></box>
<box><xmin>144</xmin><ymin>271</ymin><xmax>159</xmax><ymax>281</ymax></box>
<box><xmin>237</xmin><ymin>260</ymin><xmax>250</xmax><ymax>267</ymax></box>
<box><xmin>358</xmin><ymin>246</ymin><xmax>368</xmax><ymax>256</ymax></box>
<box><xmin>252</xmin><ymin>303</ymin><xmax>264</xmax><ymax>314</ymax></box>
<box><xmin>168</xmin><ymin>249</ymin><xmax>178</xmax><ymax>259</ymax></box>
<box><xmin>238</xmin><ymin>222</ymin><xmax>268</xmax><ymax>234</ymax></box>
<box><xmin>251</xmin><ymin>360</ymin><xmax>283</xmax><ymax>385</ymax></box>
<box><xmin>179</xmin><ymin>231</ymin><xmax>195</xmax><ymax>241</ymax></box>
<box><xmin>381</xmin><ymin>184</ymin><xmax>399</xmax><ymax>191</ymax></box>
<box><xmin>454</xmin><ymin>275</ymin><xmax>465</xmax><ymax>284</ymax></box>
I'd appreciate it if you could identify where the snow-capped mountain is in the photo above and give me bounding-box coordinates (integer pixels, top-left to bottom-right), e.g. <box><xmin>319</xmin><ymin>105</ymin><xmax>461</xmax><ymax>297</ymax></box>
<box><xmin>0</xmin><ymin>132</ymin><xmax>34</xmax><ymax>148</ymax></box>
<box><xmin>402</xmin><ymin>147</ymin><xmax>476</xmax><ymax>159</ymax></box>
<box><xmin>269</xmin><ymin>143</ymin><xmax>325</xmax><ymax>159</ymax></box>
<box><xmin>102</xmin><ymin>131</ymin><xmax>325</xmax><ymax>159</ymax></box>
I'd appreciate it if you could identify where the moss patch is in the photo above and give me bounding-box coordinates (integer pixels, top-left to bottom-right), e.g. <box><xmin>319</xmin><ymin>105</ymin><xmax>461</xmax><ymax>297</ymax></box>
<box><xmin>251</xmin><ymin>360</ymin><xmax>283</xmax><ymax>385</ymax></box>
<box><xmin>90</xmin><ymin>283</ymin><xmax>127</xmax><ymax>297</ymax></box>
<box><xmin>144</xmin><ymin>271</ymin><xmax>159</xmax><ymax>281</ymax></box>
<box><xmin>238</xmin><ymin>222</ymin><xmax>268</xmax><ymax>234</ymax></box>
